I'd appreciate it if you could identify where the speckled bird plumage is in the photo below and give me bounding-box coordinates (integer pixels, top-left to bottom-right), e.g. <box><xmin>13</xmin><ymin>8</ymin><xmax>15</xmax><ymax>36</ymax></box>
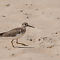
<box><xmin>0</xmin><ymin>22</ymin><xmax>35</xmax><ymax>48</ymax></box>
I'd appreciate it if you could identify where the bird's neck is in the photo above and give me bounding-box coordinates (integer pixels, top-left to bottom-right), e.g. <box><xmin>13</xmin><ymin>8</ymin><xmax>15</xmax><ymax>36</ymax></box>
<box><xmin>21</xmin><ymin>25</ymin><xmax>26</xmax><ymax>28</ymax></box>
<box><xmin>21</xmin><ymin>26</ymin><xmax>26</xmax><ymax>34</ymax></box>
<box><xmin>21</xmin><ymin>26</ymin><xmax>26</xmax><ymax>30</ymax></box>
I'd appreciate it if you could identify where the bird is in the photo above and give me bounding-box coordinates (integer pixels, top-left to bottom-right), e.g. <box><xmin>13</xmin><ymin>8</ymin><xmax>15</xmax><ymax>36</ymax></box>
<box><xmin>0</xmin><ymin>22</ymin><xmax>35</xmax><ymax>48</ymax></box>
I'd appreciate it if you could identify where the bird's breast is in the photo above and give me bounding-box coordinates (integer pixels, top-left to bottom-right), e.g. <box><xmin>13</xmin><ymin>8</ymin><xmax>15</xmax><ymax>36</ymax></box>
<box><xmin>15</xmin><ymin>28</ymin><xmax>26</xmax><ymax>38</ymax></box>
<box><xmin>21</xmin><ymin>28</ymin><xmax>26</xmax><ymax>34</ymax></box>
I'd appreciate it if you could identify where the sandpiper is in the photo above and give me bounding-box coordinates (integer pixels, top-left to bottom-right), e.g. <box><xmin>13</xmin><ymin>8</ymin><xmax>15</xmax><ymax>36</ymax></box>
<box><xmin>0</xmin><ymin>22</ymin><xmax>35</xmax><ymax>48</ymax></box>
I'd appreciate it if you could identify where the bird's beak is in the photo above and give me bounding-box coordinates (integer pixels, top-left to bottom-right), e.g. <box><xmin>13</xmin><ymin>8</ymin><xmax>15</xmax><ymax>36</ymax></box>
<box><xmin>27</xmin><ymin>25</ymin><xmax>35</xmax><ymax>28</ymax></box>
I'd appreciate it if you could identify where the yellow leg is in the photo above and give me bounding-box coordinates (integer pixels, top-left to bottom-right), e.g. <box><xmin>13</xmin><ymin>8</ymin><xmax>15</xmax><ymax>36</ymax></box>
<box><xmin>11</xmin><ymin>39</ymin><xmax>15</xmax><ymax>48</ymax></box>
<box><xmin>16</xmin><ymin>39</ymin><xmax>28</xmax><ymax>46</ymax></box>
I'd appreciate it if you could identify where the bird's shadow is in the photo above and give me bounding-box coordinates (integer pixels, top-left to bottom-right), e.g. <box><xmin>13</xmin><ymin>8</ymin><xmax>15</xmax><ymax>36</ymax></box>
<box><xmin>14</xmin><ymin>46</ymin><xmax>34</xmax><ymax>48</ymax></box>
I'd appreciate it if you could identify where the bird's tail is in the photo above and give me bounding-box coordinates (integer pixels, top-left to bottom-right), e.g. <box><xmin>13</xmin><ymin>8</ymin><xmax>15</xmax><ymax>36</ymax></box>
<box><xmin>0</xmin><ymin>33</ymin><xmax>4</xmax><ymax>37</ymax></box>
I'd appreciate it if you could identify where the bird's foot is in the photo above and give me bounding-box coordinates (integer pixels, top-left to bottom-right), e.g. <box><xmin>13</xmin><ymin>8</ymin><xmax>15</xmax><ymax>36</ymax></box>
<box><xmin>11</xmin><ymin>39</ymin><xmax>15</xmax><ymax>48</ymax></box>
<box><xmin>21</xmin><ymin>43</ymin><xmax>28</xmax><ymax>46</ymax></box>
<box><xmin>17</xmin><ymin>42</ymin><xmax>28</xmax><ymax>46</ymax></box>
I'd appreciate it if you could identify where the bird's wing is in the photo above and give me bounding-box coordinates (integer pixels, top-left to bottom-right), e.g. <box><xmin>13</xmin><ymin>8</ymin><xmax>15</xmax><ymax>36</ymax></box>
<box><xmin>0</xmin><ymin>28</ymin><xmax>21</xmax><ymax>37</ymax></box>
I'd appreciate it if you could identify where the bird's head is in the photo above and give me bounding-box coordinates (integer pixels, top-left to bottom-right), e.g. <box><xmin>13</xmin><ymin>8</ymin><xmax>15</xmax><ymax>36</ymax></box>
<box><xmin>22</xmin><ymin>22</ymin><xmax>35</xmax><ymax>28</ymax></box>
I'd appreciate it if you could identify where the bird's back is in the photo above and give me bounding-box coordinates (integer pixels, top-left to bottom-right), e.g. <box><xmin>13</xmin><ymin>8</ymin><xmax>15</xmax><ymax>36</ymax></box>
<box><xmin>0</xmin><ymin>27</ymin><xmax>26</xmax><ymax>37</ymax></box>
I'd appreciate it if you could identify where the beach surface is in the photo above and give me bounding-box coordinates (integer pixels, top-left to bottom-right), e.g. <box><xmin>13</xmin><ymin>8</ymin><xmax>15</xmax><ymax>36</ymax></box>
<box><xmin>0</xmin><ymin>0</ymin><xmax>60</xmax><ymax>60</ymax></box>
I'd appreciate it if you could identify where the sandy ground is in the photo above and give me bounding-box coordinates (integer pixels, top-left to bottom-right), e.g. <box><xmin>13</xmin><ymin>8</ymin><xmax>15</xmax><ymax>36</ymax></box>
<box><xmin>0</xmin><ymin>0</ymin><xmax>60</xmax><ymax>60</ymax></box>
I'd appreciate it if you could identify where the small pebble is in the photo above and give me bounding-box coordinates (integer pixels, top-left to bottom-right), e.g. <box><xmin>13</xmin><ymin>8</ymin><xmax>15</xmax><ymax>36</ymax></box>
<box><xmin>25</xmin><ymin>4</ymin><xmax>32</xmax><ymax>6</ymax></box>
<box><xmin>20</xmin><ymin>10</ymin><xmax>23</xmax><ymax>12</ymax></box>
<box><xmin>29</xmin><ymin>39</ymin><xmax>32</xmax><ymax>41</ymax></box>
<box><xmin>5</xmin><ymin>4</ymin><xmax>10</xmax><ymax>7</ymax></box>
<box><xmin>55</xmin><ymin>32</ymin><xmax>58</xmax><ymax>34</ymax></box>
<box><xmin>56</xmin><ymin>53</ymin><xmax>60</xmax><ymax>56</ymax></box>
<box><xmin>30</xmin><ymin>4</ymin><xmax>32</xmax><ymax>6</ymax></box>
<box><xmin>35</xmin><ymin>8</ymin><xmax>39</xmax><ymax>11</ymax></box>
<box><xmin>38</xmin><ymin>39</ymin><xmax>41</xmax><ymax>41</ymax></box>
<box><xmin>5</xmin><ymin>46</ymin><xmax>7</xmax><ymax>48</ymax></box>
<box><xmin>56</xmin><ymin>17</ymin><xmax>60</xmax><ymax>19</ymax></box>
<box><xmin>11</xmin><ymin>53</ymin><xmax>15</xmax><ymax>56</ymax></box>
<box><xmin>25</xmin><ymin>4</ymin><xmax>28</xmax><ymax>6</ymax></box>
<box><xmin>26</xmin><ymin>16</ymin><xmax>29</xmax><ymax>19</ymax></box>
<box><xmin>2</xmin><ymin>15</ymin><xmax>6</xmax><ymax>17</ymax></box>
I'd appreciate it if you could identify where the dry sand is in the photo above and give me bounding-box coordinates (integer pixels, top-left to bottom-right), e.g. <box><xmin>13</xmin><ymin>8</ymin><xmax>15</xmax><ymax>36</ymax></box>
<box><xmin>0</xmin><ymin>0</ymin><xmax>60</xmax><ymax>60</ymax></box>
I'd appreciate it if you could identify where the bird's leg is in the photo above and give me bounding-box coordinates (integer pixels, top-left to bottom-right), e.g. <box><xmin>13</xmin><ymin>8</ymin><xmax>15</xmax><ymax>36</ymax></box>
<box><xmin>11</xmin><ymin>39</ymin><xmax>15</xmax><ymax>48</ymax></box>
<box><xmin>16</xmin><ymin>39</ymin><xmax>28</xmax><ymax>46</ymax></box>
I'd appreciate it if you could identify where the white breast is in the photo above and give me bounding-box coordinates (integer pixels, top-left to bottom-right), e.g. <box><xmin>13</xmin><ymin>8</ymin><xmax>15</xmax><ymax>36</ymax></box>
<box><xmin>15</xmin><ymin>33</ymin><xmax>24</xmax><ymax>39</ymax></box>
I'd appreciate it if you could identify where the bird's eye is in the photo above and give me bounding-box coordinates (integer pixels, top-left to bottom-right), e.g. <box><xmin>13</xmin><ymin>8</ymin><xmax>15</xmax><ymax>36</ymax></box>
<box><xmin>25</xmin><ymin>23</ymin><xmax>27</xmax><ymax>26</ymax></box>
<box><xmin>25</xmin><ymin>24</ymin><xmax>26</xmax><ymax>25</ymax></box>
